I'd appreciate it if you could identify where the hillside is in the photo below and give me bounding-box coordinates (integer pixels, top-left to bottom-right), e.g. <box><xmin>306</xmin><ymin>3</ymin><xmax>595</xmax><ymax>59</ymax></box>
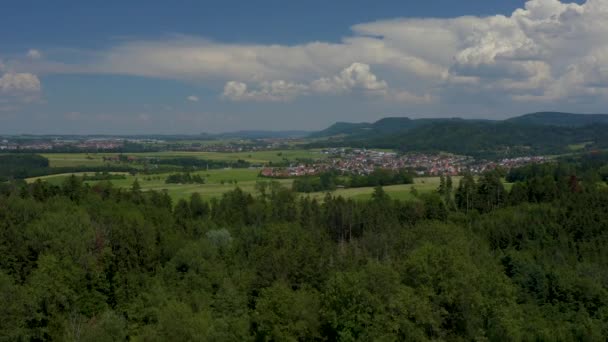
<box><xmin>311</xmin><ymin>117</ymin><xmax>474</xmax><ymax>138</ymax></box>
<box><xmin>506</xmin><ymin>112</ymin><xmax>608</xmax><ymax>127</ymax></box>
<box><xmin>309</xmin><ymin>121</ymin><xmax>376</xmax><ymax>137</ymax></box>
<box><xmin>310</xmin><ymin>112</ymin><xmax>608</xmax><ymax>158</ymax></box>
<box><xmin>216</xmin><ymin>130</ymin><xmax>311</xmax><ymax>139</ymax></box>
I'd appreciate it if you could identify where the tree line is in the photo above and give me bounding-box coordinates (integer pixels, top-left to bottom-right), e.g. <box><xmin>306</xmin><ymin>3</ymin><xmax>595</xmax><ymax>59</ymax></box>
<box><xmin>0</xmin><ymin>154</ymin><xmax>607</xmax><ymax>340</ymax></box>
<box><xmin>292</xmin><ymin>169</ymin><xmax>414</xmax><ymax>193</ymax></box>
<box><xmin>165</xmin><ymin>172</ymin><xmax>206</xmax><ymax>184</ymax></box>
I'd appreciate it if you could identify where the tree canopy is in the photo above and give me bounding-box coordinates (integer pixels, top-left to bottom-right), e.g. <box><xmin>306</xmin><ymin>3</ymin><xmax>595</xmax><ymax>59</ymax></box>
<box><xmin>1</xmin><ymin>156</ymin><xmax>608</xmax><ymax>340</ymax></box>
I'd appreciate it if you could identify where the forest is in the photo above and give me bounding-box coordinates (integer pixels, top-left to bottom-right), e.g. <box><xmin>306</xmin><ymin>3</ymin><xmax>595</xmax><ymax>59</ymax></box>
<box><xmin>310</xmin><ymin>115</ymin><xmax>608</xmax><ymax>159</ymax></box>
<box><xmin>154</xmin><ymin>158</ymin><xmax>251</xmax><ymax>170</ymax></box>
<box><xmin>165</xmin><ymin>173</ymin><xmax>206</xmax><ymax>185</ymax></box>
<box><xmin>292</xmin><ymin>169</ymin><xmax>414</xmax><ymax>193</ymax></box>
<box><xmin>0</xmin><ymin>154</ymin><xmax>136</xmax><ymax>181</ymax></box>
<box><xmin>1</xmin><ymin>154</ymin><xmax>608</xmax><ymax>340</ymax></box>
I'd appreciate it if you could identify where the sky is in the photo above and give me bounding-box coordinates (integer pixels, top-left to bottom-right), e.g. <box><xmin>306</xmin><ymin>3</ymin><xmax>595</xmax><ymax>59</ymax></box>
<box><xmin>1</xmin><ymin>0</ymin><xmax>605</xmax><ymax>135</ymax></box>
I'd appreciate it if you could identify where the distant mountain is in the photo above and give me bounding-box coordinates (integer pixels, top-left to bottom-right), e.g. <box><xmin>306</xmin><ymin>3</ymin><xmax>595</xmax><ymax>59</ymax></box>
<box><xmin>506</xmin><ymin>112</ymin><xmax>608</xmax><ymax>127</ymax></box>
<box><xmin>309</xmin><ymin>122</ymin><xmax>375</xmax><ymax>137</ymax></box>
<box><xmin>215</xmin><ymin>130</ymin><xmax>311</xmax><ymax>139</ymax></box>
<box><xmin>310</xmin><ymin>112</ymin><xmax>608</xmax><ymax>158</ymax></box>
<box><xmin>311</xmin><ymin>117</ymin><xmax>481</xmax><ymax>138</ymax></box>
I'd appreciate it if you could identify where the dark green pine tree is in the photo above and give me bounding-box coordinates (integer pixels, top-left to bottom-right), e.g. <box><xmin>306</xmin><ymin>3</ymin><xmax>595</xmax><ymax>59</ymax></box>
<box><xmin>437</xmin><ymin>175</ymin><xmax>446</xmax><ymax>196</ymax></box>
<box><xmin>455</xmin><ymin>173</ymin><xmax>476</xmax><ymax>213</ymax></box>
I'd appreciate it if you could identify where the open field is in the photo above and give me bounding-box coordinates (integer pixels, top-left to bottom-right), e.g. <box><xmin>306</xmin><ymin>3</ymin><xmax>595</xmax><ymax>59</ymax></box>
<box><xmin>28</xmin><ymin>170</ymin><xmax>512</xmax><ymax>203</ymax></box>
<box><xmin>28</xmin><ymin>168</ymin><xmax>280</xmax><ymax>201</ymax></box>
<box><xmin>567</xmin><ymin>142</ymin><xmax>593</xmax><ymax>151</ymax></box>
<box><xmin>39</xmin><ymin>154</ymin><xmax>110</xmax><ymax>168</ymax></box>
<box><xmin>307</xmin><ymin>176</ymin><xmax>462</xmax><ymax>201</ymax></box>
<box><xmin>41</xmin><ymin>149</ymin><xmax>326</xmax><ymax>168</ymax></box>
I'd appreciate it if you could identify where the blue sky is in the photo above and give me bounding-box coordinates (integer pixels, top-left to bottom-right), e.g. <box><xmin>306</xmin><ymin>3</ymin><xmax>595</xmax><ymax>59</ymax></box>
<box><xmin>0</xmin><ymin>0</ymin><xmax>603</xmax><ymax>134</ymax></box>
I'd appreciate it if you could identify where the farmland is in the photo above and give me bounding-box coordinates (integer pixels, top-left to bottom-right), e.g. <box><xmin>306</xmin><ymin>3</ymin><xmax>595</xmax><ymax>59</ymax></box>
<box><xmin>26</xmin><ymin>169</ymin><xmax>433</xmax><ymax>202</ymax></box>
<box><xmin>27</xmin><ymin>147</ymin><xmax>518</xmax><ymax>202</ymax></box>
<box><xmin>40</xmin><ymin>149</ymin><xmax>326</xmax><ymax>168</ymax></box>
<box><xmin>28</xmin><ymin>169</ymin><xmax>513</xmax><ymax>202</ymax></box>
<box><xmin>28</xmin><ymin>168</ymin><xmax>280</xmax><ymax>201</ymax></box>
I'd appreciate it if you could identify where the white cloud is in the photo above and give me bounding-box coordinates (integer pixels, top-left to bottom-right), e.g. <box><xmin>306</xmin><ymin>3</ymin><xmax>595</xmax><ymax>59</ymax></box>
<box><xmin>222</xmin><ymin>62</ymin><xmax>433</xmax><ymax>104</ymax></box>
<box><xmin>222</xmin><ymin>80</ymin><xmax>308</xmax><ymax>102</ymax></box>
<box><xmin>17</xmin><ymin>0</ymin><xmax>608</xmax><ymax>110</ymax></box>
<box><xmin>0</xmin><ymin>72</ymin><xmax>41</xmax><ymax>93</ymax></box>
<box><xmin>222</xmin><ymin>81</ymin><xmax>248</xmax><ymax>100</ymax></box>
<box><xmin>187</xmin><ymin>95</ymin><xmax>199</xmax><ymax>102</ymax></box>
<box><xmin>27</xmin><ymin>49</ymin><xmax>42</xmax><ymax>59</ymax></box>
<box><xmin>0</xmin><ymin>72</ymin><xmax>42</xmax><ymax>111</ymax></box>
<box><xmin>310</xmin><ymin>62</ymin><xmax>388</xmax><ymax>94</ymax></box>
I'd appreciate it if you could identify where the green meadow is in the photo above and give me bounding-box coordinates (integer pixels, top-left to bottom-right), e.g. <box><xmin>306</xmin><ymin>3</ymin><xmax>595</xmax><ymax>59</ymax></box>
<box><xmin>307</xmin><ymin>176</ymin><xmax>459</xmax><ymax>201</ymax></box>
<box><xmin>28</xmin><ymin>171</ymin><xmax>512</xmax><ymax>203</ymax></box>
<box><xmin>41</xmin><ymin>149</ymin><xmax>326</xmax><ymax>168</ymax></box>
<box><xmin>30</xmin><ymin>150</ymin><xmax>512</xmax><ymax>202</ymax></box>
<box><xmin>28</xmin><ymin>168</ymin><xmax>279</xmax><ymax>201</ymax></box>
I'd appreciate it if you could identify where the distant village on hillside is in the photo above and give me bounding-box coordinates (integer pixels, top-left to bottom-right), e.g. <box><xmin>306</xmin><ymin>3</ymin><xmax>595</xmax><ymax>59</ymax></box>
<box><xmin>0</xmin><ymin>137</ymin><xmax>289</xmax><ymax>153</ymax></box>
<box><xmin>261</xmin><ymin>148</ymin><xmax>548</xmax><ymax>177</ymax></box>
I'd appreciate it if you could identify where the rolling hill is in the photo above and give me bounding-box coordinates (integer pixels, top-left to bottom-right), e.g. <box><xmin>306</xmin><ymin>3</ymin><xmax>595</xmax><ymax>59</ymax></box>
<box><xmin>310</xmin><ymin>117</ymin><xmax>483</xmax><ymax>138</ymax></box>
<box><xmin>506</xmin><ymin>112</ymin><xmax>608</xmax><ymax>127</ymax></box>
<box><xmin>309</xmin><ymin>112</ymin><xmax>608</xmax><ymax>158</ymax></box>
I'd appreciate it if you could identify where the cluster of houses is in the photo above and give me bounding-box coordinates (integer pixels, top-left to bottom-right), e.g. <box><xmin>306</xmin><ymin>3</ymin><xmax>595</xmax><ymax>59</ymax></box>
<box><xmin>173</xmin><ymin>139</ymin><xmax>291</xmax><ymax>153</ymax></box>
<box><xmin>468</xmin><ymin>156</ymin><xmax>548</xmax><ymax>174</ymax></box>
<box><xmin>74</xmin><ymin>139</ymin><xmax>124</xmax><ymax>150</ymax></box>
<box><xmin>174</xmin><ymin>143</ymin><xmax>269</xmax><ymax>153</ymax></box>
<box><xmin>261</xmin><ymin>149</ymin><xmax>549</xmax><ymax>178</ymax></box>
<box><xmin>321</xmin><ymin>149</ymin><xmax>477</xmax><ymax>176</ymax></box>
<box><xmin>0</xmin><ymin>140</ymin><xmax>53</xmax><ymax>150</ymax></box>
<box><xmin>0</xmin><ymin>138</ymin><xmax>126</xmax><ymax>151</ymax></box>
<box><xmin>261</xmin><ymin>164</ymin><xmax>331</xmax><ymax>177</ymax></box>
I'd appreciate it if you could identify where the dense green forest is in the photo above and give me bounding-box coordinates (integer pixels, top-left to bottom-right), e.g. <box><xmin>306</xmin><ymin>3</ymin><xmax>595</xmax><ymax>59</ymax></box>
<box><xmin>312</xmin><ymin>113</ymin><xmax>608</xmax><ymax>139</ymax></box>
<box><xmin>0</xmin><ymin>154</ymin><xmax>248</xmax><ymax>182</ymax></box>
<box><xmin>292</xmin><ymin>169</ymin><xmax>414</xmax><ymax>193</ymax></box>
<box><xmin>165</xmin><ymin>172</ymin><xmax>206</xmax><ymax>185</ymax></box>
<box><xmin>154</xmin><ymin>158</ymin><xmax>251</xmax><ymax>170</ymax></box>
<box><xmin>310</xmin><ymin>113</ymin><xmax>608</xmax><ymax>158</ymax></box>
<box><xmin>0</xmin><ymin>154</ymin><xmax>50</xmax><ymax>181</ymax></box>
<box><xmin>1</xmin><ymin>154</ymin><xmax>608</xmax><ymax>340</ymax></box>
<box><xmin>0</xmin><ymin>154</ymin><xmax>137</xmax><ymax>181</ymax></box>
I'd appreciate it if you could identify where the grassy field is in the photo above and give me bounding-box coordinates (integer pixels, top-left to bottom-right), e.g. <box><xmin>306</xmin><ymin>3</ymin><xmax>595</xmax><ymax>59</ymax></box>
<box><xmin>28</xmin><ymin>170</ymin><xmax>430</xmax><ymax>202</ymax></box>
<box><xmin>41</xmin><ymin>149</ymin><xmax>326</xmax><ymax>168</ymax></box>
<box><xmin>567</xmin><ymin>142</ymin><xmax>593</xmax><ymax>151</ymax></box>
<box><xmin>27</xmin><ymin>168</ymin><xmax>282</xmax><ymax>201</ymax></box>
<box><xmin>306</xmin><ymin>177</ymin><xmax>462</xmax><ymax>201</ymax></box>
<box><xmin>27</xmin><ymin>171</ymin><xmax>514</xmax><ymax>203</ymax></box>
<box><xmin>39</xmin><ymin>154</ymin><xmax>110</xmax><ymax>168</ymax></box>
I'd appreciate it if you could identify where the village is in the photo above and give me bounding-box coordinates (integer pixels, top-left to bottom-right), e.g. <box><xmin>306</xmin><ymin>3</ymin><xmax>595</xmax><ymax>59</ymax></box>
<box><xmin>0</xmin><ymin>137</ymin><xmax>129</xmax><ymax>151</ymax></box>
<box><xmin>260</xmin><ymin>148</ymin><xmax>548</xmax><ymax>177</ymax></box>
<box><xmin>0</xmin><ymin>136</ymin><xmax>292</xmax><ymax>153</ymax></box>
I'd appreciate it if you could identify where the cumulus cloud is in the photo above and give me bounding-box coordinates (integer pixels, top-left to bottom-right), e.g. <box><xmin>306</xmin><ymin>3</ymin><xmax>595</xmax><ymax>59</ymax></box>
<box><xmin>27</xmin><ymin>49</ymin><xmax>42</xmax><ymax>59</ymax></box>
<box><xmin>18</xmin><ymin>0</ymin><xmax>608</xmax><ymax>109</ymax></box>
<box><xmin>441</xmin><ymin>0</ymin><xmax>608</xmax><ymax>101</ymax></box>
<box><xmin>222</xmin><ymin>62</ymin><xmax>432</xmax><ymax>103</ymax></box>
<box><xmin>0</xmin><ymin>72</ymin><xmax>42</xmax><ymax>110</ymax></box>
<box><xmin>222</xmin><ymin>80</ymin><xmax>309</xmax><ymax>102</ymax></box>
<box><xmin>187</xmin><ymin>95</ymin><xmax>199</xmax><ymax>102</ymax></box>
<box><xmin>310</xmin><ymin>63</ymin><xmax>388</xmax><ymax>94</ymax></box>
<box><xmin>0</xmin><ymin>72</ymin><xmax>41</xmax><ymax>93</ymax></box>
